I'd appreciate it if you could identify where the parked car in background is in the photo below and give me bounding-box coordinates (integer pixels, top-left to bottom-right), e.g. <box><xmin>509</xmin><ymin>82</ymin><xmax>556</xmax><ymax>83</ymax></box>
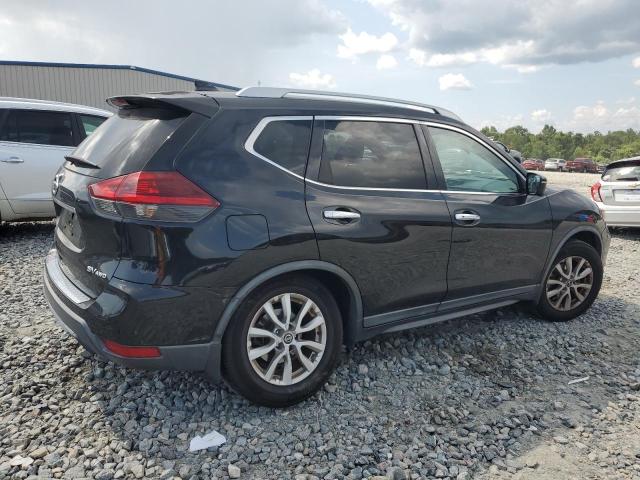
<box><xmin>43</xmin><ymin>87</ymin><xmax>608</xmax><ymax>407</ymax></box>
<box><xmin>522</xmin><ymin>158</ymin><xmax>545</xmax><ymax>171</ymax></box>
<box><xmin>566</xmin><ymin>157</ymin><xmax>598</xmax><ymax>173</ymax></box>
<box><xmin>0</xmin><ymin>97</ymin><xmax>110</xmax><ymax>222</ymax></box>
<box><xmin>545</xmin><ymin>158</ymin><xmax>566</xmax><ymax>171</ymax></box>
<box><xmin>591</xmin><ymin>156</ymin><xmax>640</xmax><ymax>227</ymax></box>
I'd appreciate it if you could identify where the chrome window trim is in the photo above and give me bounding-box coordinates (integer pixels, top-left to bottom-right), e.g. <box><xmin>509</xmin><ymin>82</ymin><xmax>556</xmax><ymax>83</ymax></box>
<box><xmin>243</xmin><ymin>115</ymin><xmax>526</xmax><ymax>195</ymax></box>
<box><xmin>243</xmin><ymin>115</ymin><xmax>313</xmax><ymax>181</ymax></box>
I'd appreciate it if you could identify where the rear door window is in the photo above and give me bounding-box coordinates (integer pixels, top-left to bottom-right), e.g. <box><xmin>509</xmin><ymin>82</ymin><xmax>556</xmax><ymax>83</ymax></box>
<box><xmin>0</xmin><ymin>110</ymin><xmax>74</xmax><ymax>146</ymax></box>
<box><xmin>319</xmin><ymin>120</ymin><xmax>426</xmax><ymax>189</ymax></box>
<box><xmin>252</xmin><ymin>119</ymin><xmax>312</xmax><ymax>176</ymax></box>
<box><xmin>78</xmin><ymin>114</ymin><xmax>108</xmax><ymax>139</ymax></box>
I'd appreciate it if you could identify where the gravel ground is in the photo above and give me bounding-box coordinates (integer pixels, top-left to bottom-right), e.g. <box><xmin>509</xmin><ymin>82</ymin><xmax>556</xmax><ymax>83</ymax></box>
<box><xmin>1</xmin><ymin>173</ymin><xmax>639</xmax><ymax>480</ymax></box>
<box><xmin>541</xmin><ymin>171</ymin><xmax>601</xmax><ymax>198</ymax></box>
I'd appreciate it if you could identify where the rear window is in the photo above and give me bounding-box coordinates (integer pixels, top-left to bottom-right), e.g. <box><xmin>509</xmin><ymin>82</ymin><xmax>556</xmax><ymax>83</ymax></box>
<box><xmin>603</xmin><ymin>161</ymin><xmax>640</xmax><ymax>182</ymax></box>
<box><xmin>252</xmin><ymin>119</ymin><xmax>312</xmax><ymax>176</ymax></box>
<box><xmin>0</xmin><ymin>109</ymin><xmax>74</xmax><ymax>146</ymax></box>
<box><xmin>68</xmin><ymin>108</ymin><xmax>186</xmax><ymax>176</ymax></box>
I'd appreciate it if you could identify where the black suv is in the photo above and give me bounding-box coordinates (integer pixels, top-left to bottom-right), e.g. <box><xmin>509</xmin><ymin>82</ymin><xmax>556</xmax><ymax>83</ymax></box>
<box><xmin>44</xmin><ymin>87</ymin><xmax>609</xmax><ymax>407</ymax></box>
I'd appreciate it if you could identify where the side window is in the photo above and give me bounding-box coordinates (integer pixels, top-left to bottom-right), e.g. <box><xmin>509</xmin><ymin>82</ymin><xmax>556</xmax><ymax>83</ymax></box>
<box><xmin>2</xmin><ymin>110</ymin><xmax>74</xmax><ymax>146</ymax></box>
<box><xmin>78</xmin><ymin>114</ymin><xmax>107</xmax><ymax>140</ymax></box>
<box><xmin>428</xmin><ymin>127</ymin><xmax>520</xmax><ymax>193</ymax></box>
<box><xmin>320</xmin><ymin>121</ymin><xmax>426</xmax><ymax>189</ymax></box>
<box><xmin>252</xmin><ymin>119</ymin><xmax>312</xmax><ymax>176</ymax></box>
<box><xmin>0</xmin><ymin>110</ymin><xmax>19</xmax><ymax>142</ymax></box>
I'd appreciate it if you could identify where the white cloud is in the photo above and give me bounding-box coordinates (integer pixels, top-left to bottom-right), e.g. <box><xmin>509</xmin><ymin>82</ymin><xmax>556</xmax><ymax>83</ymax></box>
<box><xmin>635</xmin><ymin>79</ymin><xmax>640</xmax><ymax>87</ymax></box>
<box><xmin>376</xmin><ymin>54</ymin><xmax>398</xmax><ymax>70</ymax></box>
<box><xmin>289</xmin><ymin>69</ymin><xmax>336</xmax><ymax>89</ymax></box>
<box><xmin>566</xmin><ymin>99</ymin><xmax>640</xmax><ymax>132</ymax></box>
<box><xmin>337</xmin><ymin>28</ymin><xmax>398</xmax><ymax>59</ymax></box>
<box><xmin>0</xmin><ymin>1</ymin><xmax>347</xmax><ymax>87</ymax></box>
<box><xmin>438</xmin><ymin>73</ymin><xmax>472</xmax><ymax>91</ymax></box>
<box><xmin>478</xmin><ymin>114</ymin><xmax>525</xmax><ymax>131</ymax></box>
<box><xmin>633</xmin><ymin>56</ymin><xmax>640</xmax><ymax>68</ymax></box>
<box><xmin>408</xmin><ymin>48</ymin><xmax>426</xmax><ymax>66</ymax></box>
<box><xmin>531</xmin><ymin>109</ymin><xmax>552</xmax><ymax>123</ymax></box>
<box><xmin>368</xmin><ymin>0</ymin><xmax>640</xmax><ymax>71</ymax></box>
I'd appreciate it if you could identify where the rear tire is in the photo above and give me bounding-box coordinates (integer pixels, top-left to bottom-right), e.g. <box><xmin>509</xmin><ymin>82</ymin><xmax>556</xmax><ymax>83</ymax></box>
<box><xmin>222</xmin><ymin>276</ymin><xmax>342</xmax><ymax>407</ymax></box>
<box><xmin>536</xmin><ymin>240</ymin><xmax>602</xmax><ymax>322</ymax></box>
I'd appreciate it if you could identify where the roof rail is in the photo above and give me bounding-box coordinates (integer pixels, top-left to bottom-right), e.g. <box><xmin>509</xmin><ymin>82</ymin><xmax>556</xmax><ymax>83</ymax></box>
<box><xmin>235</xmin><ymin>87</ymin><xmax>461</xmax><ymax>120</ymax></box>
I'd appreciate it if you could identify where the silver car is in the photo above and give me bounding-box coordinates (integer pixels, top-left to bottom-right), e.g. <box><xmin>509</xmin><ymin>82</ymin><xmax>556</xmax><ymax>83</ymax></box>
<box><xmin>545</xmin><ymin>158</ymin><xmax>566</xmax><ymax>171</ymax></box>
<box><xmin>592</xmin><ymin>157</ymin><xmax>640</xmax><ymax>227</ymax></box>
<box><xmin>0</xmin><ymin>97</ymin><xmax>110</xmax><ymax>222</ymax></box>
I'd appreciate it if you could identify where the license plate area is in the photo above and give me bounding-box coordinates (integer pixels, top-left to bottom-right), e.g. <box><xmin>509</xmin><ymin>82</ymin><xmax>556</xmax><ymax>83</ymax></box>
<box><xmin>614</xmin><ymin>189</ymin><xmax>640</xmax><ymax>202</ymax></box>
<box><xmin>57</xmin><ymin>208</ymin><xmax>85</xmax><ymax>249</ymax></box>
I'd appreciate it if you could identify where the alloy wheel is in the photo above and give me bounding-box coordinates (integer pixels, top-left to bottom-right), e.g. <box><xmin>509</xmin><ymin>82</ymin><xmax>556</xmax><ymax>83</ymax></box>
<box><xmin>246</xmin><ymin>293</ymin><xmax>327</xmax><ymax>386</ymax></box>
<box><xmin>545</xmin><ymin>256</ymin><xmax>594</xmax><ymax>311</ymax></box>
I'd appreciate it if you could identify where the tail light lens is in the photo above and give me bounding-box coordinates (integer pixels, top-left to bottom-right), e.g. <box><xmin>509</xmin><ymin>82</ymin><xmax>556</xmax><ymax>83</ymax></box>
<box><xmin>89</xmin><ymin>171</ymin><xmax>219</xmax><ymax>222</ymax></box>
<box><xmin>590</xmin><ymin>181</ymin><xmax>603</xmax><ymax>202</ymax></box>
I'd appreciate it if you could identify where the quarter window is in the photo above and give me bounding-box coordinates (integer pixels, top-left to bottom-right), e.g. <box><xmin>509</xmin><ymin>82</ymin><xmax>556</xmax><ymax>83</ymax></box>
<box><xmin>428</xmin><ymin>127</ymin><xmax>520</xmax><ymax>193</ymax></box>
<box><xmin>320</xmin><ymin>121</ymin><xmax>426</xmax><ymax>189</ymax></box>
<box><xmin>253</xmin><ymin>119</ymin><xmax>312</xmax><ymax>176</ymax></box>
<box><xmin>0</xmin><ymin>110</ymin><xmax>74</xmax><ymax>146</ymax></box>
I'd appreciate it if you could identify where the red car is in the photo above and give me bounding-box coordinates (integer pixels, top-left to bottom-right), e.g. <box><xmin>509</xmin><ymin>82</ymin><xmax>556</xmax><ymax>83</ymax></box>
<box><xmin>522</xmin><ymin>158</ymin><xmax>545</xmax><ymax>171</ymax></box>
<box><xmin>566</xmin><ymin>157</ymin><xmax>598</xmax><ymax>173</ymax></box>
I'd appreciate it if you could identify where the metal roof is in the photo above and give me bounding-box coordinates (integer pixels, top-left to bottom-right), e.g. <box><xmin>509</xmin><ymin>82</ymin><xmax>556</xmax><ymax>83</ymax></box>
<box><xmin>0</xmin><ymin>60</ymin><xmax>239</xmax><ymax>91</ymax></box>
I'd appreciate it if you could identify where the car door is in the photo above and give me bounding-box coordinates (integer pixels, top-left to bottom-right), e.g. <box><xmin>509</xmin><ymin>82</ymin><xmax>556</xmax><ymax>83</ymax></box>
<box><xmin>0</xmin><ymin>109</ymin><xmax>76</xmax><ymax>215</ymax></box>
<box><xmin>424</xmin><ymin>124</ymin><xmax>552</xmax><ymax>307</ymax></box>
<box><xmin>305</xmin><ymin>117</ymin><xmax>452</xmax><ymax>327</ymax></box>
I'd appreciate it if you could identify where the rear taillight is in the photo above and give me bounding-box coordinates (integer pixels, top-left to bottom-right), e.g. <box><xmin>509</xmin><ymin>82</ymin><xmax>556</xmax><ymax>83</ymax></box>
<box><xmin>103</xmin><ymin>339</ymin><xmax>161</xmax><ymax>358</ymax></box>
<box><xmin>590</xmin><ymin>181</ymin><xmax>602</xmax><ymax>202</ymax></box>
<box><xmin>88</xmin><ymin>171</ymin><xmax>219</xmax><ymax>222</ymax></box>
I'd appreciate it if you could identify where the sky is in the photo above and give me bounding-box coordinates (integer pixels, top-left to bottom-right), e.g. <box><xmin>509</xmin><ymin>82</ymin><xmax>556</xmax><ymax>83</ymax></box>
<box><xmin>1</xmin><ymin>0</ymin><xmax>640</xmax><ymax>134</ymax></box>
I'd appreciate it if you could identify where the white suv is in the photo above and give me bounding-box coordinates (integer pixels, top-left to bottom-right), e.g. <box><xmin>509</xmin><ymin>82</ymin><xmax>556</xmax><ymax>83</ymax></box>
<box><xmin>0</xmin><ymin>98</ymin><xmax>110</xmax><ymax>222</ymax></box>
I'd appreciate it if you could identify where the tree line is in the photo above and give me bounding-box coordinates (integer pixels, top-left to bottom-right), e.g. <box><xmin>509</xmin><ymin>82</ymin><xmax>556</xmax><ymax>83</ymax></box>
<box><xmin>480</xmin><ymin>124</ymin><xmax>640</xmax><ymax>164</ymax></box>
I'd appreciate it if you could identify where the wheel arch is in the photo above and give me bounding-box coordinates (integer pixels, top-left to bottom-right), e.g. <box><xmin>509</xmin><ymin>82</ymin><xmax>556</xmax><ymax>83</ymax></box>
<box><xmin>205</xmin><ymin>260</ymin><xmax>363</xmax><ymax>382</ymax></box>
<box><xmin>538</xmin><ymin>225</ymin><xmax>603</xmax><ymax>300</ymax></box>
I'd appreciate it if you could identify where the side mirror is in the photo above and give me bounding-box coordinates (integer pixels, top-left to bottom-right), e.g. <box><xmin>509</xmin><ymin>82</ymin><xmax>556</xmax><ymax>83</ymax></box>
<box><xmin>526</xmin><ymin>172</ymin><xmax>547</xmax><ymax>196</ymax></box>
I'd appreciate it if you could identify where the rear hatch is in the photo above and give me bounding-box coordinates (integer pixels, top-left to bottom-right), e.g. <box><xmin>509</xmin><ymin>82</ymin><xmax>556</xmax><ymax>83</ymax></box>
<box><xmin>52</xmin><ymin>93</ymin><xmax>217</xmax><ymax>298</ymax></box>
<box><xmin>599</xmin><ymin>158</ymin><xmax>640</xmax><ymax>206</ymax></box>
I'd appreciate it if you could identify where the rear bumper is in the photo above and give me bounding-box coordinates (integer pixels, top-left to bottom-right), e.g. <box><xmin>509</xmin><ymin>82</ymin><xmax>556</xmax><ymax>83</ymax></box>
<box><xmin>596</xmin><ymin>202</ymin><xmax>640</xmax><ymax>227</ymax></box>
<box><xmin>43</xmin><ymin>250</ymin><xmax>223</xmax><ymax>381</ymax></box>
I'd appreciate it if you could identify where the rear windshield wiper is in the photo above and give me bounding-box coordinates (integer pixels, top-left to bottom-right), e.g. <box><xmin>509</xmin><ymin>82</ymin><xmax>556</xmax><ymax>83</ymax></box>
<box><xmin>65</xmin><ymin>155</ymin><xmax>100</xmax><ymax>169</ymax></box>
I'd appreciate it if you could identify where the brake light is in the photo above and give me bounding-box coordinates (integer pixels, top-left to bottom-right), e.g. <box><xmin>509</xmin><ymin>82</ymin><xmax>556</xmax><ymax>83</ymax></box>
<box><xmin>590</xmin><ymin>181</ymin><xmax>602</xmax><ymax>202</ymax></box>
<box><xmin>103</xmin><ymin>339</ymin><xmax>161</xmax><ymax>358</ymax></box>
<box><xmin>89</xmin><ymin>171</ymin><xmax>219</xmax><ymax>222</ymax></box>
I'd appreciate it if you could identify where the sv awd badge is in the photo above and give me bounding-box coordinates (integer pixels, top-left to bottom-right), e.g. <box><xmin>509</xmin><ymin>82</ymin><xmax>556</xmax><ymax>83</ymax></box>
<box><xmin>86</xmin><ymin>266</ymin><xmax>107</xmax><ymax>279</ymax></box>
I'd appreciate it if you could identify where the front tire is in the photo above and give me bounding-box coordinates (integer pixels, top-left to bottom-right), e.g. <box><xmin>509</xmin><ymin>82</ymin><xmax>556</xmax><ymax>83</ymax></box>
<box><xmin>222</xmin><ymin>276</ymin><xmax>342</xmax><ymax>407</ymax></box>
<box><xmin>536</xmin><ymin>240</ymin><xmax>602</xmax><ymax>321</ymax></box>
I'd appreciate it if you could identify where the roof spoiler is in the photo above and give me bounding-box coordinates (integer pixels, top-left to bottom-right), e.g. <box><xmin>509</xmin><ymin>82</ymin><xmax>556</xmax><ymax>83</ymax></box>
<box><xmin>107</xmin><ymin>92</ymin><xmax>219</xmax><ymax>117</ymax></box>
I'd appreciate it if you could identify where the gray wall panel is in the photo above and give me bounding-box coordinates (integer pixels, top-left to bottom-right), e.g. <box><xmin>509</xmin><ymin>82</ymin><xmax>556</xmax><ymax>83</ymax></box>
<box><xmin>0</xmin><ymin>65</ymin><xmax>201</xmax><ymax>110</ymax></box>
